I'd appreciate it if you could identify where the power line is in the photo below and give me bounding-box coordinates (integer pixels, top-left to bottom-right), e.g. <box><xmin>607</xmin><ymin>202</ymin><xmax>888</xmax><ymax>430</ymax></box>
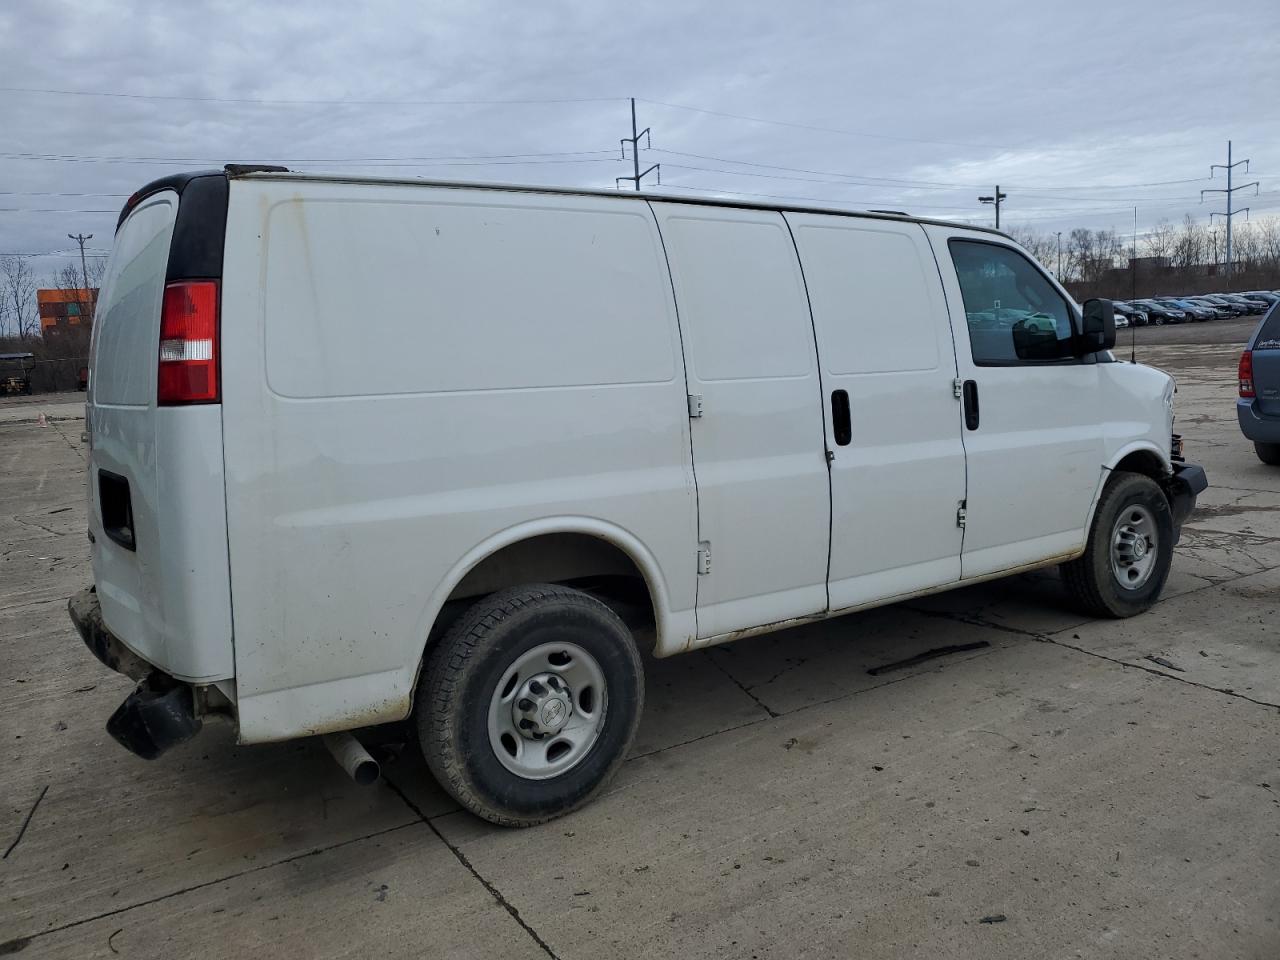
<box><xmin>0</xmin><ymin>148</ymin><xmax>617</xmax><ymax>164</ymax></box>
<box><xmin>659</xmin><ymin>159</ymin><xmax>1212</xmax><ymax>206</ymax></box>
<box><xmin>0</xmin><ymin>191</ymin><xmax>128</xmax><ymax>198</ymax></box>
<box><xmin>0</xmin><ymin>85</ymin><xmax>625</xmax><ymax>106</ymax></box>
<box><xmin>0</xmin><ymin>251</ymin><xmax>108</xmax><ymax>257</ymax></box>
<box><xmin>653</xmin><ymin>148</ymin><xmax>1228</xmax><ymax>193</ymax></box>
<box><xmin>0</xmin><ymin>150</ymin><xmax>625</xmax><ymax>168</ymax></box>
<box><xmin>638</xmin><ymin>99</ymin><xmax>1010</xmax><ymax>150</ymax></box>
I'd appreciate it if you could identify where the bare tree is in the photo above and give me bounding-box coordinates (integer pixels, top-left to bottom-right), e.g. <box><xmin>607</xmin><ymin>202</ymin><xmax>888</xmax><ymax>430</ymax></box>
<box><xmin>1170</xmin><ymin>215</ymin><xmax>1206</xmax><ymax>272</ymax></box>
<box><xmin>1143</xmin><ymin>219</ymin><xmax>1176</xmax><ymax>263</ymax></box>
<box><xmin>1</xmin><ymin>255</ymin><xmax>38</xmax><ymax>340</ymax></box>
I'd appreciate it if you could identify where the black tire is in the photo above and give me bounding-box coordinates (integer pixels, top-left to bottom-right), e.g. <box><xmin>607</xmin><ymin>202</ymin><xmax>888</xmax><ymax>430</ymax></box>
<box><xmin>1060</xmin><ymin>472</ymin><xmax>1174</xmax><ymax>618</ymax></box>
<box><xmin>417</xmin><ymin>584</ymin><xmax>644</xmax><ymax>827</ymax></box>
<box><xmin>1255</xmin><ymin>442</ymin><xmax>1280</xmax><ymax>466</ymax></box>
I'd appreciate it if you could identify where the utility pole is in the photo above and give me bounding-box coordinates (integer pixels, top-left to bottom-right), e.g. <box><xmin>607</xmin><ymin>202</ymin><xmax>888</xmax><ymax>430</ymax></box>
<box><xmin>617</xmin><ymin>98</ymin><xmax>660</xmax><ymax>191</ymax></box>
<box><xmin>1055</xmin><ymin>231</ymin><xmax>1062</xmax><ymax>278</ymax></box>
<box><xmin>1131</xmin><ymin>206</ymin><xmax>1138</xmax><ymax>301</ymax></box>
<box><xmin>68</xmin><ymin>232</ymin><xmax>94</xmax><ymax>320</ymax></box>
<box><xmin>1201</xmin><ymin>141</ymin><xmax>1258</xmax><ymax>283</ymax></box>
<box><xmin>978</xmin><ymin>186</ymin><xmax>1007</xmax><ymax>229</ymax></box>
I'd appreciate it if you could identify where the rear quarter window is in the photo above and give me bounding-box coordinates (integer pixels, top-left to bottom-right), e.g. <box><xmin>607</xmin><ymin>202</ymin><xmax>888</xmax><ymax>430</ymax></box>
<box><xmin>92</xmin><ymin>193</ymin><xmax>178</xmax><ymax>405</ymax></box>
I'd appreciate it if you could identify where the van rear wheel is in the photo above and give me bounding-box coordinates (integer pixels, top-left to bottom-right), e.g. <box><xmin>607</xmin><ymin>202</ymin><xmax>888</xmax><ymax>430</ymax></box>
<box><xmin>1060</xmin><ymin>471</ymin><xmax>1173</xmax><ymax>618</ymax></box>
<box><xmin>1255</xmin><ymin>442</ymin><xmax>1280</xmax><ymax>466</ymax></box>
<box><xmin>417</xmin><ymin>584</ymin><xmax>643</xmax><ymax>827</ymax></box>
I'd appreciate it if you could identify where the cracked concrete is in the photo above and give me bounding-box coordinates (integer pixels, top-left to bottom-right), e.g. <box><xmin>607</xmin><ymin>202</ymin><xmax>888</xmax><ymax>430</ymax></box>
<box><xmin>3</xmin><ymin>339</ymin><xmax>1280</xmax><ymax>960</ymax></box>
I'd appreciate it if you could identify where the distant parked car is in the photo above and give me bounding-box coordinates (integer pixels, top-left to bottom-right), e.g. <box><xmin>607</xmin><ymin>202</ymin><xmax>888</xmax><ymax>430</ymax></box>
<box><xmin>1182</xmin><ymin>297</ymin><xmax>1233</xmax><ymax>320</ymax></box>
<box><xmin>1197</xmin><ymin>295</ymin><xmax>1251</xmax><ymax>317</ymax></box>
<box><xmin>1157</xmin><ymin>298</ymin><xmax>1215</xmax><ymax>321</ymax></box>
<box><xmin>1238</xmin><ymin>302</ymin><xmax>1280</xmax><ymax>464</ymax></box>
<box><xmin>1135</xmin><ymin>299</ymin><xmax>1186</xmax><ymax>324</ymax></box>
<box><xmin>1113</xmin><ymin>302</ymin><xmax>1149</xmax><ymax>326</ymax></box>
<box><xmin>1222</xmin><ymin>294</ymin><xmax>1269</xmax><ymax>314</ymax></box>
<box><xmin>1243</xmin><ymin>291</ymin><xmax>1280</xmax><ymax>306</ymax></box>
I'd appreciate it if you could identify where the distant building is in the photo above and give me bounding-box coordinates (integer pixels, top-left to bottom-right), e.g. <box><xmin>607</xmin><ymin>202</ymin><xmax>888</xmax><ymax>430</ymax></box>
<box><xmin>1128</xmin><ymin>256</ymin><xmax>1170</xmax><ymax>271</ymax></box>
<box><xmin>38</xmin><ymin>288</ymin><xmax>98</xmax><ymax>340</ymax></box>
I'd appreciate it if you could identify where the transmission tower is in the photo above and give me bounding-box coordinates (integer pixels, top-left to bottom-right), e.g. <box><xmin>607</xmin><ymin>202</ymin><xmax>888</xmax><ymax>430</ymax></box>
<box><xmin>1201</xmin><ymin>141</ymin><xmax>1258</xmax><ymax>281</ymax></box>
<box><xmin>617</xmin><ymin>98</ymin><xmax>660</xmax><ymax>191</ymax></box>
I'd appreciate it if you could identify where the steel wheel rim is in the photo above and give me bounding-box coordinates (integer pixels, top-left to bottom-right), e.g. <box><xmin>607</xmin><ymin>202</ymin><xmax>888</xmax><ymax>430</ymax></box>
<box><xmin>487</xmin><ymin>641</ymin><xmax>608</xmax><ymax>780</ymax></box>
<box><xmin>1110</xmin><ymin>504</ymin><xmax>1158</xmax><ymax>591</ymax></box>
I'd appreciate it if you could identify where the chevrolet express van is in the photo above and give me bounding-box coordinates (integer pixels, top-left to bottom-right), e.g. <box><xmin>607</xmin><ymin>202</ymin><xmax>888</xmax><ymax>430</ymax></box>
<box><xmin>70</xmin><ymin>166</ymin><xmax>1207</xmax><ymax>825</ymax></box>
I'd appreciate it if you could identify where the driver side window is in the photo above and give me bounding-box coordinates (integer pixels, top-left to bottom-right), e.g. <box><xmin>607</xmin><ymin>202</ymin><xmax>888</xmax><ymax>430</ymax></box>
<box><xmin>949</xmin><ymin>239</ymin><xmax>1074</xmax><ymax>365</ymax></box>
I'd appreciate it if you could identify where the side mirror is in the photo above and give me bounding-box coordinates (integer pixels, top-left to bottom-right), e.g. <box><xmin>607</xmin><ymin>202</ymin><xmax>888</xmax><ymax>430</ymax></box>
<box><xmin>1079</xmin><ymin>298</ymin><xmax>1116</xmax><ymax>354</ymax></box>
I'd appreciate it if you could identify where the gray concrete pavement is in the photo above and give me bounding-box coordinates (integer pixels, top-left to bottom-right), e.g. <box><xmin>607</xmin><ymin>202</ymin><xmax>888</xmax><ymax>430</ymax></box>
<box><xmin>0</xmin><ymin>391</ymin><xmax>85</xmax><ymax>424</ymax></box>
<box><xmin>2</xmin><ymin>342</ymin><xmax>1278</xmax><ymax>959</ymax></box>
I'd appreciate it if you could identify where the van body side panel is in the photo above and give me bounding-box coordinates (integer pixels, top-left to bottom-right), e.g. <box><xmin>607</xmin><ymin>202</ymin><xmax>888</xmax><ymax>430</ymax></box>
<box><xmin>923</xmin><ymin>224</ymin><xmax>1104</xmax><ymax>577</ymax></box>
<box><xmin>786</xmin><ymin>214</ymin><xmax>966</xmax><ymax>609</ymax></box>
<box><xmin>87</xmin><ymin>189</ymin><xmax>234</xmax><ymax>682</ymax></box>
<box><xmin>220</xmin><ymin>182</ymin><xmax>697</xmax><ymax>741</ymax></box>
<box><xmin>649</xmin><ymin>202</ymin><xmax>830</xmax><ymax>641</ymax></box>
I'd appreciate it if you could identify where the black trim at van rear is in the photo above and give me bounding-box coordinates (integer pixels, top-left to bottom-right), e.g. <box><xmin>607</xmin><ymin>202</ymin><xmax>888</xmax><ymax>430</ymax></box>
<box><xmin>116</xmin><ymin>171</ymin><xmax>229</xmax><ymax>282</ymax></box>
<box><xmin>118</xmin><ymin>166</ymin><xmax>290</xmax><ymax>281</ymax></box>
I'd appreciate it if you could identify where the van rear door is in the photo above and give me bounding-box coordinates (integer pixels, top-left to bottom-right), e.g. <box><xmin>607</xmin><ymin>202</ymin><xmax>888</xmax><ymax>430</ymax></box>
<box><xmin>87</xmin><ymin>174</ymin><xmax>235</xmax><ymax>683</ymax></box>
<box><xmin>649</xmin><ymin>201</ymin><xmax>831</xmax><ymax>639</ymax></box>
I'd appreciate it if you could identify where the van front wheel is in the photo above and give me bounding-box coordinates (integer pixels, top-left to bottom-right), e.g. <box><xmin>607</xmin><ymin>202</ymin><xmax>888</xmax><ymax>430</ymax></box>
<box><xmin>417</xmin><ymin>584</ymin><xmax>644</xmax><ymax>827</ymax></box>
<box><xmin>1060</xmin><ymin>472</ymin><xmax>1174</xmax><ymax>618</ymax></box>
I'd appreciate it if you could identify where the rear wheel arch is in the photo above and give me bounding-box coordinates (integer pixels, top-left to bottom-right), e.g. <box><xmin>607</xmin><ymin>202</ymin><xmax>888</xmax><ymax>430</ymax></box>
<box><xmin>408</xmin><ymin>520</ymin><xmax>672</xmax><ymax>704</ymax></box>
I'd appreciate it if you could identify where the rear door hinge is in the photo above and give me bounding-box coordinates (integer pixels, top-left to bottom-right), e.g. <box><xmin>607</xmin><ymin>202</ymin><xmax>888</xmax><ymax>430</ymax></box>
<box><xmin>697</xmin><ymin>541</ymin><xmax>712</xmax><ymax>575</ymax></box>
<box><xmin>953</xmin><ymin>377</ymin><xmax>964</xmax><ymax>399</ymax></box>
<box><xmin>956</xmin><ymin>501</ymin><xmax>967</xmax><ymax>529</ymax></box>
<box><xmin>687</xmin><ymin>394</ymin><xmax>704</xmax><ymax>418</ymax></box>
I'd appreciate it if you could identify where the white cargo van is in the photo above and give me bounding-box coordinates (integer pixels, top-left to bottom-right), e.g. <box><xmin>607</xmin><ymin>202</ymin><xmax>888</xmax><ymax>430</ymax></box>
<box><xmin>70</xmin><ymin>166</ymin><xmax>1207</xmax><ymax>825</ymax></box>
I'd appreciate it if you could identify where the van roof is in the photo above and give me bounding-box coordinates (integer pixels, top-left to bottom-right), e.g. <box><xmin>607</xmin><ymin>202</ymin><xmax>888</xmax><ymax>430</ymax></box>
<box><xmin>120</xmin><ymin>166</ymin><xmax>1008</xmax><ymax>239</ymax></box>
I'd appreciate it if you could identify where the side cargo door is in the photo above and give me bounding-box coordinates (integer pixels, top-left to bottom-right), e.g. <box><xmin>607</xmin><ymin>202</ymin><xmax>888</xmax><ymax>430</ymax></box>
<box><xmin>786</xmin><ymin>214</ymin><xmax>967</xmax><ymax>609</ymax></box>
<box><xmin>649</xmin><ymin>201</ymin><xmax>831</xmax><ymax>641</ymax></box>
<box><xmin>923</xmin><ymin>226</ymin><xmax>1104</xmax><ymax>578</ymax></box>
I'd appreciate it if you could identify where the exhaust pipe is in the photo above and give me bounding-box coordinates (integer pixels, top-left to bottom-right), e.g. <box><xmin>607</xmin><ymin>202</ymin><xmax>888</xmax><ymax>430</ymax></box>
<box><xmin>323</xmin><ymin>732</ymin><xmax>380</xmax><ymax>786</ymax></box>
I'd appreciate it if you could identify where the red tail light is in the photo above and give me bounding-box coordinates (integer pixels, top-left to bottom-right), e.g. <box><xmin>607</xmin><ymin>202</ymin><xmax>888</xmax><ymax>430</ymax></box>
<box><xmin>1239</xmin><ymin>350</ymin><xmax>1255</xmax><ymax>399</ymax></box>
<box><xmin>158</xmin><ymin>280</ymin><xmax>219</xmax><ymax>405</ymax></box>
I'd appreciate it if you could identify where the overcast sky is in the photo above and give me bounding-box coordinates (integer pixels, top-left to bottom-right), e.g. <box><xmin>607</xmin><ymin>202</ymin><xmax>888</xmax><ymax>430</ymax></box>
<box><xmin>2</xmin><ymin>0</ymin><xmax>1278</xmax><ymax>281</ymax></box>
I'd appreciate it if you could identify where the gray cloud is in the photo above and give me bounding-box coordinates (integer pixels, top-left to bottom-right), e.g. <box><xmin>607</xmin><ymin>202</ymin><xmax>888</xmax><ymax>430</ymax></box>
<box><xmin>2</xmin><ymin>0</ymin><xmax>1278</xmax><ymax>280</ymax></box>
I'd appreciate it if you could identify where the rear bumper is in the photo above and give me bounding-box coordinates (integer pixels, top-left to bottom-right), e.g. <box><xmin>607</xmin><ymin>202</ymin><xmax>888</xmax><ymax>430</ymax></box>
<box><xmin>1164</xmin><ymin>462</ymin><xmax>1208</xmax><ymax>541</ymax></box>
<box><xmin>68</xmin><ymin>586</ymin><xmax>203</xmax><ymax>759</ymax></box>
<box><xmin>1237</xmin><ymin>400</ymin><xmax>1280</xmax><ymax>443</ymax></box>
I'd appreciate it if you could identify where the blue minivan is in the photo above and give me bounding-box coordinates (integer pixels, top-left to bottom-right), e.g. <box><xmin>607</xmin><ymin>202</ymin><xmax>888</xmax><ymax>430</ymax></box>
<box><xmin>1238</xmin><ymin>302</ymin><xmax>1280</xmax><ymax>464</ymax></box>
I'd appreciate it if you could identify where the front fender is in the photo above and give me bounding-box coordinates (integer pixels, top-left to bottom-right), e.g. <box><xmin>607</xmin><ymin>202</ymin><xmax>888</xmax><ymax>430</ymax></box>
<box><xmin>1081</xmin><ymin>441</ymin><xmax>1172</xmax><ymax>540</ymax></box>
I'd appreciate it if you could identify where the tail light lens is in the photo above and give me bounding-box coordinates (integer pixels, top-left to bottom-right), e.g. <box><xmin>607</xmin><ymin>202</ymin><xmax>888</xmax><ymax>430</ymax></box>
<box><xmin>1239</xmin><ymin>350</ymin><xmax>1255</xmax><ymax>399</ymax></box>
<box><xmin>158</xmin><ymin>280</ymin><xmax>219</xmax><ymax>405</ymax></box>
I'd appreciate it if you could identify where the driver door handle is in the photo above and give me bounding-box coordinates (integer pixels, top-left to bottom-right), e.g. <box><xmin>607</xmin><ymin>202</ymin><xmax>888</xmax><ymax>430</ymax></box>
<box><xmin>962</xmin><ymin>380</ymin><xmax>979</xmax><ymax>431</ymax></box>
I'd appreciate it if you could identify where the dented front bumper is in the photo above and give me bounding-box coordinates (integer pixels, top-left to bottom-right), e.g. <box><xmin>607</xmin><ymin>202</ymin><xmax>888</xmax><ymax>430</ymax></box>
<box><xmin>68</xmin><ymin>586</ymin><xmax>203</xmax><ymax>760</ymax></box>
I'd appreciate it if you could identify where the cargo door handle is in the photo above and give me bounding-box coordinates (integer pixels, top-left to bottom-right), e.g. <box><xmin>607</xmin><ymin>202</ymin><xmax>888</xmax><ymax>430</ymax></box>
<box><xmin>962</xmin><ymin>380</ymin><xmax>979</xmax><ymax>431</ymax></box>
<box><xmin>831</xmin><ymin>390</ymin><xmax>852</xmax><ymax>446</ymax></box>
